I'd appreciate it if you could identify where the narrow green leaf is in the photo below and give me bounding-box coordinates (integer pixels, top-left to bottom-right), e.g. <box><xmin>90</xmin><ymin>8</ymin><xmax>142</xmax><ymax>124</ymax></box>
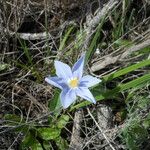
<box><xmin>85</xmin><ymin>17</ymin><xmax>106</xmax><ymax>63</ymax></box>
<box><xmin>138</xmin><ymin>47</ymin><xmax>150</xmax><ymax>54</ymax></box>
<box><xmin>18</xmin><ymin>39</ymin><xmax>33</xmax><ymax>65</ymax></box>
<box><xmin>59</xmin><ymin>26</ymin><xmax>75</xmax><ymax>51</ymax></box>
<box><xmin>48</xmin><ymin>89</ymin><xmax>62</xmax><ymax>116</ymax></box>
<box><xmin>70</xmin><ymin>73</ymin><xmax>150</xmax><ymax>111</ymax></box>
<box><xmin>48</xmin><ymin>90</ymin><xmax>60</xmax><ymax>111</ymax></box>
<box><xmin>114</xmin><ymin>39</ymin><xmax>133</xmax><ymax>47</ymax></box>
<box><xmin>103</xmin><ymin>59</ymin><xmax>150</xmax><ymax>81</ymax></box>
<box><xmin>117</xmin><ymin>73</ymin><xmax>150</xmax><ymax>91</ymax></box>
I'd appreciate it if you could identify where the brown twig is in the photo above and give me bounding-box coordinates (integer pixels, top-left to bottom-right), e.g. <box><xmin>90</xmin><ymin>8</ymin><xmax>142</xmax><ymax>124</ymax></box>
<box><xmin>87</xmin><ymin>108</ymin><xmax>116</xmax><ymax>150</ymax></box>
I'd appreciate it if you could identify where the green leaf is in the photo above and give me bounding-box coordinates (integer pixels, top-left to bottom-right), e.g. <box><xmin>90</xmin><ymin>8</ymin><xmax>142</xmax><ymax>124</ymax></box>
<box><xmin>59</xmin><ymin>26</ymin><xmax>75</xmax><ymax>51</ymax></box>
<box><xmin>116</xmin><ymin>73</ymin><xmax>150</xmax><ymax>91</ymax></box>
<box><xmin>4</xmin><ymin>114</ymin><xmax>24</xmax><ymax>123</ymax></box>
<box><xmin>70</xmin><ymin>73</ymin><xmax>150</xmax><ymax>111</ymax></box>
<box><xmin>31</xmin><ymin>142</ymin><xmax>43</xmax><ymax>150</ymax></box>
<box><xmin>38</xmin><ymin>127</ymin><xmax>60</xmax><ymax>140</ymax></box>
<box><xmin>74</xmin><ymin>29</ymin><xmax>86</xmax><ymax>49</ymax></box>
<box><xmin>138</xmin><ymin>47</ymin><xmax>150</xmax><ymax>54</ymax></box>
<box><xmin>55</xmin><ymin>137</ymin><xmax>68</xmax><ymax>150</ymax></box>
<box><xmin>18</xmin><ymin>39</ymin><xmax>33</xmax><ymax>65</ymax></box>
<box><xmin>143</xmin><ymin>114</ymin><xmax>150</xmax><ymax>129</ymax></box>
<box><xmin>4</xmin><ymin>114</ymin><xmax>28</xmax><ymax>133</ymax></box>
<box><xmin>43</xmin><ymin>141</ymin><xmax>51</xmax><ymax>150</ymax></box>
<box><xmin>114</xmin><ymin>39</ymin><xmax>133</xmax><ymax>47</ymax></box>
<box><xmin>0</xmin><ymin>63</ymin><xmax>9</xmax><ymax>71</ymax></box>
<box><xmin>48</xmin><ymin>89</ymin><xmax>62</xmax><ymax>117</ymax></box>
<box><xmin>103</xmin><ymin>59</ymin><xmax>150</xmax><ymax>82</ymax></box>
<box><xmin>21</xmin><ymin>129</ymin><xmax>43</xmax><ymax>150</ymax></box>
<box><xmin>21</xmin><ymin>132</ymin><xmax>36</xmax><ymax>149</ymax></box>
<box><xmin>85</xmin><ymin>16</ymin><xmax>106</xmax><ymax>63</ymax></box>
<box><xmin>57</xmin><ymin>115</ymin><xmax>70</xmax><ymax>129</ymax></box>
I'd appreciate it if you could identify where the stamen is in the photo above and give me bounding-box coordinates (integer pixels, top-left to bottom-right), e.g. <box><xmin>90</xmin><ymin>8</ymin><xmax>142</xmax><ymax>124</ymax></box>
<box><xmin>68</xmin><ymin>77</ymin><xmax>79</xmax><ymax>88</ymax></box>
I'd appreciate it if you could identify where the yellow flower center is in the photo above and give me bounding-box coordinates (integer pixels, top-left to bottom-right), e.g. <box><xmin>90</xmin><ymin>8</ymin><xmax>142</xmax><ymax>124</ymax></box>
<box><xmin>68</xmin><ymin>77</ymin><xmax>79</xmax><ymax>88</ymax></box>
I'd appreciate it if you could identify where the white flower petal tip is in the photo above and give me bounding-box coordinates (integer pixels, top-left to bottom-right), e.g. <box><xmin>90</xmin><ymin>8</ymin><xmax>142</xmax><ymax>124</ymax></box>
<box><xmin>72</xmin><ymin>54</ymin><xmax>85</xmax><ymax>79</ymax></box>
<box><xmin>81</xmin><ymin>75</ymin><xmax>101</xmax><ymax>88</ymax></box>
<box><xmin>45</xmin><ymin>77</ymin><xmax>52</xmax><ymax>84</ymax></box>
<box><xmin>54</xmin><ymin>60</ymin><xmax>72</xmax><ymax>79</ymax></box>
<box><xmin>92</xmin><ymin>99</ymin><xmax>96</xmax><ymax>104</ymax></box>
<box><xmin>45</xmin><ymin>76</ymin><xmax>63</xmax><ymax>89</ymax></box>
<box><xmin>76</xmin><ymin>88</ymin><xmax>96</xmax><ymax>104</ymax></box>
<box><xmin>60</xmin><ymin>90</ymin><xmax>76</xmax><ymax>109</ymax></box>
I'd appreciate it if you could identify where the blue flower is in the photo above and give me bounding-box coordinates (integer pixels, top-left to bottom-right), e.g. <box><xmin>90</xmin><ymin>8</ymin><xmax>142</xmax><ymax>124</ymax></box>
<box><xmin>45</xmin><ymin>54</ymin><xmax>101</xmax><ymax>108</ymax></box>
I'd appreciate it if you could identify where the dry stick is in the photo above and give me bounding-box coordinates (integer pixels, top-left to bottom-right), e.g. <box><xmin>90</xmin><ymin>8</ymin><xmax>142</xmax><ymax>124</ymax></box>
<box><xmin>84</xmin><ymin>0</ymin><xmax>119</xmax><ymax>50</ymax></box>
<box><xmin>87</xmin><ymin>108</ymin><xmax>116</xmax><ymax>150</ymax></box>
<box><xmin>91</xmin><ymin>38</ymin><xmax>150</xmax><ymax>72</ymax></box>
<box><xmin>8</xmin><ymin>21</ymin><xmax>76</xmax><ymax>40</ymax></box>
<box><xmin>17</xmin><ymin>32</ymin><xmax>51</xmax><ymax>40</ymax></box>
<box><xmin>69</xmin><ymin>110</ymin><xmax>84</xmax><ymax>149</ymax></box>
<box><xmin>86</xmin><ymin>0</ymin><xmax>119</xmax><ymax>31</ymax></box>
<box><xmin>8</xmin><ymin>133</ymin><xmax>22</xmax><ymax>150</ymax></box>
<box><xmin>98</xmin><ymin>18</ymin><xmax>150</xmax><ymax>56</ymax></box>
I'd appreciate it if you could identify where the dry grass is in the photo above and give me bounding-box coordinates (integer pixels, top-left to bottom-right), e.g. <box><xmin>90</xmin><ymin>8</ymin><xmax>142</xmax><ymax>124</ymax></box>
<box><xmin>0</xmin><ymin>0</ymin><xmax>150</xmax><ymax>149</ymax></box>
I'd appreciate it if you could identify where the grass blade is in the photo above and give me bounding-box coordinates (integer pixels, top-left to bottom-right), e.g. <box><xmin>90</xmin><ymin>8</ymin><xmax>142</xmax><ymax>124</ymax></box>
<box><xmin>85</xmin><ymin>16</ymin><xmax>106</xmax><ymax>63</ymax></box>
<box><xmin>70</xmin><ymin>73</ymin><xmax>150</xmax><ymax>111</ymax></box>
<box><xmin>103</xmin><ymin>59</ymin><xmax>150</xmax><ymax>81</ymax></box>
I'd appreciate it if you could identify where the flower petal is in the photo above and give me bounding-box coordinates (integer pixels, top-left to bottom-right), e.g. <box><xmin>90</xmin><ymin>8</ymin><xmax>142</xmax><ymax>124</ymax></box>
<box><xmin>54</xmin><ymin>60</ymin><xmax>72</xmax><ymax>79</ymax></box>
<box><xmin>60</xmin><ymin>89</ymin><xmax>76</xmax><ymax>108</ymax></box>
<box><xmin>76</xmin><ymin>87</ymin><xmax>96</xmax><ymax>104</ymax></box>
<box><xmin>45</xmin><ymin>76</ymin><xmax>65</xmax><ymax>89</ymax></box>
<box><xmin>80</xmin><ymin>75</ymin><xmax>101</xmax><ymax>87</ymax></box>
<box><xmin>72</xmin><ymin>54</ymin><xmax>85</xmax><ymax>79</ymax></box>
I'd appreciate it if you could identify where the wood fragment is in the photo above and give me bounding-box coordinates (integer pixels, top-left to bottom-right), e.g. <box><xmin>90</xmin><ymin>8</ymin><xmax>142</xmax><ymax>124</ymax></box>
<box><xmin>84</xmin><ymin>0</ymin><xmax>119</xmax><ymax>49</ymax></box>
<box><xmin>17</xmin><ymin>32</ymin><xmax>51</xmax><ymax>40</ymax></box>
<box><xmin>97</xmin><ymin>104</ymin><xmax>114</xmax><ymax>150</ymax></box>
<box><xmin>97</xmin><ymin>104</ymin><xmax>113</xmax><ymax>130</ymax></box>
<box><xmin>69</xmin><ymin>110</ymin><xmax>84</xmax><ymax>150</ymax></box>
<box><xmin>87</xmin><ymin>108</ymin><xmax>116</xmax><ymax>150</ymax></box>
<box><xmin>91</xmin><ymin>39</ymin><xmax>150</xmax><ymax>72</ymax></box>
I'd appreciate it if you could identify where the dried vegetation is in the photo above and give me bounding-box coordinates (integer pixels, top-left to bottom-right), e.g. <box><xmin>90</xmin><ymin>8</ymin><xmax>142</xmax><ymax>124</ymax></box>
<box><xmin>0</xmin><ymin>0</ymin><xmax>150</xmax><ymax>149</ymax></box>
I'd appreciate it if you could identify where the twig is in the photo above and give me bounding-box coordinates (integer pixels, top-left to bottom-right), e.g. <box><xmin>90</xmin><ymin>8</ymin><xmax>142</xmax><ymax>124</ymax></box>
<box><xmin>14</xmin><ymin>85</ymin><xmax>48</xmax><ymax>113</ymax></box>
<box><xmin>91</xmin><ymin>38</ymin><xmax>150</xmax><ymax>72</ymax></box>
<box><xmin>96</xmin><ymin>104</ymin><xmax>113</xmax><ymax>130</ymax></box>
<box><xmin>7</xmin><ymin>21</ymin><xmax>76</xmax><ymax>40</ymax></box>
<box><xmin>17</xmin><ymin>32</ymin><xmax>51</xmax><ymax>40</ymax></box>
<box><xmin>7</xmin><ymin>133</ymin><xmax>21</xmax><ymax>150</ymax></box>
<box><xmin>84</xmin><ymin>0</ymin><xmax>119</xmax><ymax>49</ymax></box>
<box><xmin>87</xmin><ymin>108</ymin><xmax>116</xmax><ymax>150</ymax></box>
<box><xmin>86</xmin><ymin>0</ymin><xmax>119</xmax><ymax>31</ymax></box>
<box><xmin>69</xmin><ymin>110</ymin><xmax>84</xmax><ymax>149</ymax></box>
